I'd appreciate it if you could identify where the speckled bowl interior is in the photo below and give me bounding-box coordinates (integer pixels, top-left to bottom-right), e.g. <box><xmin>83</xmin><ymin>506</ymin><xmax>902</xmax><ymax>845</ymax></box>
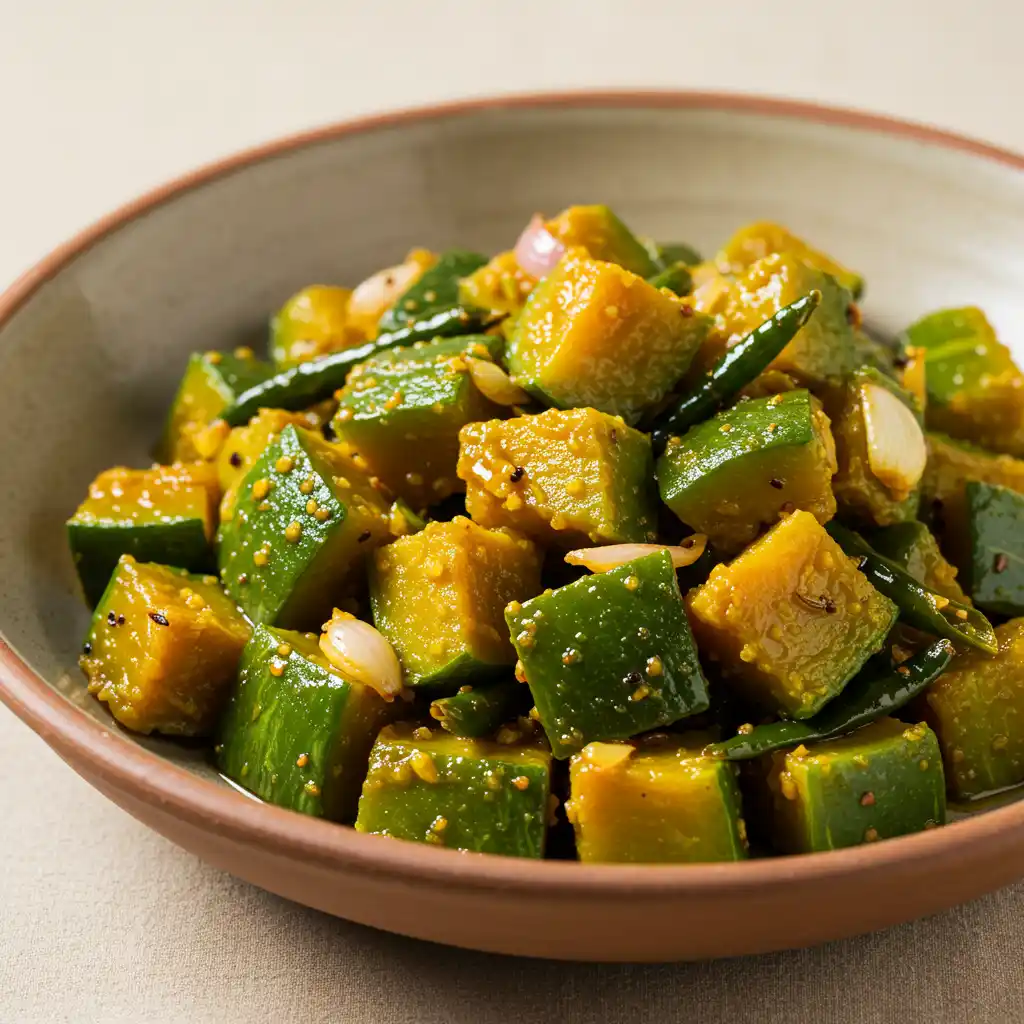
<box><xmin>3</xmin><ymin>95</ymin><xmax>1024</xmax><ymax>961</ymax></box>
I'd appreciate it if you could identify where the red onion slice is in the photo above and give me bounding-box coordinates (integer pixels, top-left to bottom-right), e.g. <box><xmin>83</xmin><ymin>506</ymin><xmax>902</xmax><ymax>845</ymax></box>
<box><xmin>514</xmin><ymin>214</ymin><xmax>566</xmax><ymax>278</ymax></box>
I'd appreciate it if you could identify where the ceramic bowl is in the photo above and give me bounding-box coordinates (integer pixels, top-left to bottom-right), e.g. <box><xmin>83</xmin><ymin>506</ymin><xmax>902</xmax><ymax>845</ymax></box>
<box><xmin>3</xmin><ymin>92</ymin><xmax>1024</xmax><ymax>963</ymax></box>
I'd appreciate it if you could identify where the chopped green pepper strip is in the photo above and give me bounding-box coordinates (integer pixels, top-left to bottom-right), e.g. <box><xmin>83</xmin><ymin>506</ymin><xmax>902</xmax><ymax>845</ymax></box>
<box><xmin>827</xmin><ymin>523</ymin><xmax>998</xmax><ymax>654</ymax></box>
<box><xmin>222</xmin><ymin>307</ymin><xmax>490</xmax><ymax>426</ymax></box>
<box><xmin>707</xmin><ymin>638</ymin><xmax>954</xmax><ymax>760</ymax></box>
<box><xmin>646</xmin><ymin>262</ymin><xmax>692</xmax><ymax>296</ymax></box>
<box><xmin>650</xmin><ymin>290</ymin><xmax>822</xmax><ymax>452</ymax></box>
<box><xmin>428</xmin><ymin>681</ymin><xmax>531</xmax><ymax>738</ymax></box>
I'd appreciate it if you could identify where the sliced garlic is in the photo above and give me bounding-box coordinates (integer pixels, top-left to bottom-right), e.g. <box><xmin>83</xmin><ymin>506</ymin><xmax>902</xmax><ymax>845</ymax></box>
<box><xmin>861</xmin><ymin>381</ymin><xmax>927</xmax><ymax>498</ymax></box>
<box><xmin>319</xmin><ymin>609</ymin><xmax>404</xmax><ymax>700</ymax></box>
<box><xmin>465</xmin><ymin>357</ymin><xmax>532</xmax><ymax>406</ymax></box>
<box><xmin>565</xmin><ymin>538</ymin><xmax>707</xmax><ymax>573</ymax></box>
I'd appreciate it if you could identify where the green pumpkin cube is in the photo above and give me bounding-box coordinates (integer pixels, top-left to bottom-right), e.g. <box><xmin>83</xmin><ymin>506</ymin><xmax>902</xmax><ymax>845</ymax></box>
<box><xmin>67</xmin><ymin>462</ymin><xmax>219</xmax><ymax>606</ymax></box>
<box><xmin>157</xmin><ymin>350</ymin><xmax>273</xmax><ymax>463</ymax></box>
<box><xmin>715</xmin><ymin>220</ymin><xmax>863</xmax><ymax>298</ymax></box>
<box><xmin>754</xmin><ymin>718</ymin><xmax>945</xmax><ymax>853</ymax></box>
<box><xmin>370</xmin><ymin>517</ymin><xmax>541</xmax><ymax>688</ymax></box>
<box><xmin>331</xmin><ymin>335</ymin><xmax>503</xmax><ymax>508</ymax></box>
<box><xmin>657</xmin><ymin>389</ymin><xmax>837</xmax><ymax>555</ymax></box>
<box><xmin>217</xmin><ymin>625</ymin><xmax>400</xmax><ymax>821</ymax></box>
<box><xmin>217</xmin><ymin>424</ymin><xmax>392</xmax><ymax>628</ymax></box>
<box><xmin>546</xmin><ymin>204</ymin><xmax>657</xmax><ymax>277</ymax></box>
<box><xmin>355</xmin><ymin>723</ymin><xmax>552</xmax><ymax>857</ymax></box>
<box><xmin>905</xmin><ymin>307</ymin><xmax>1024</xmax><ymax>457</ymax></box>
<box><xmin>506</xmin><ymin>252</ymin><xmax>709</xmax><ymax>423</ymax></box>
<box><xmin>270</xmin><ymin>285</ymin><xmax>365</xmax><ymax>368</ymax></box>
<box><xmin>714</xmin><ymin>253</ymin><xmax>859</xmax><ymax>389</ymax></box>
<box><xmin>80</xmin><ymin>556</ymin><xmax>251</xmax><ymax>736</ymax></box>
<box><xmin>457</xmin><ymin>407</ymin><xmax>658</xmax><ymax>548</ymax></box>
<box><xmin>688</xmin><ymin>511</ymin><xmax>897</xmax><ymax>719</ymax></box>
<box><xmin>921</xmin><ymin>618</ymin><xmax>1024</xmax><ymax>800</ymax></box>
<box><xmin>506</xmin><ymin>549</ymin><xmax>708</xmax><ymax>758</ymax></box>
<box><xmin>567</xmin><ymin>736</ymin><xmax>748</xmax><ymax>863</ymax></box>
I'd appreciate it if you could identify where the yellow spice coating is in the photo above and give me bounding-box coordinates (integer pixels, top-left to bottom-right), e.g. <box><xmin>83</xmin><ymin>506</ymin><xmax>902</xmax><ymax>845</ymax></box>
<box><xmin>688</xmin><ymin>511</ymin><xmax>895</xmax><ymax>717</ymax></box>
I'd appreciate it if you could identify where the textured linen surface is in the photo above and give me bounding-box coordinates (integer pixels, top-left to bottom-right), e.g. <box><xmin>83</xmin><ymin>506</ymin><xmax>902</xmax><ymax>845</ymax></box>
<box><xmin>5</xmin><ymin>1</ymin><xmax>1024</xmax><ymax>1021</ymax></box>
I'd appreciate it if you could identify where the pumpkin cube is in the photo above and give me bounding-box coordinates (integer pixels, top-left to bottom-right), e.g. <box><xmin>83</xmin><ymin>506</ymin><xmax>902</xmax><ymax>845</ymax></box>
<box><xmin>457</xmin><ymin>407</ymin><xmax>658</xmax><ymax>548</ymax></box>
<box><xmin>688</xmin><ymin>511</ymin><xmax>897</xmax><ymax>719</ymax></box>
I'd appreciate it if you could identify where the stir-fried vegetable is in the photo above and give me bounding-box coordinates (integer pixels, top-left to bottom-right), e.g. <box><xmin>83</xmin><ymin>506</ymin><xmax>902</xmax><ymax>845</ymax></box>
<box><xmin>69</xmin><ymin>207</ymin><xmax>1024</xmax><ymax>863</ymax></box>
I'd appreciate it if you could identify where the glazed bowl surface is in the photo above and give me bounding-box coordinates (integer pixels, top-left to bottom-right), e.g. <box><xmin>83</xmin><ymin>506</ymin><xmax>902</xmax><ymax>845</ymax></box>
<box><xmin>3</xmin><ymin>91</ymin><xmax>1024</xmax><ymax>962</ymax></box>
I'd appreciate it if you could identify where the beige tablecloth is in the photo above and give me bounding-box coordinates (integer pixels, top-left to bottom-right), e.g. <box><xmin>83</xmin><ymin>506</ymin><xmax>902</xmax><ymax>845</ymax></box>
<box><xmin>5</xmin><ymin>2</ymin><xmax>1024</xmax><ymax>1021</ymax></box>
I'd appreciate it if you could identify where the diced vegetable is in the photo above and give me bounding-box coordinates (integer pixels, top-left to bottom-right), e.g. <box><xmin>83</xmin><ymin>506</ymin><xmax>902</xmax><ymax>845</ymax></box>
<box><xmin>67</xmin><ymin>462</ymin><xmax>219</xmax><ymax>606</ymax></box>
<box><xmin>354</xmin><ymin>723</ymin><xmax>552</xmax><ymax>857</ymax></box>
<box><xmin>826</xmin><ymin>523</ymin><xmax>997</xmax><ymax>654</ymax></box>
<box><xmin>331</xmin><ymin>335</ymin><xmax>504</xmax><ymax>507</ymax></box>
<box><xmin>923</xmin><ymin>432</ymin><xmax>1024</xmax><ymax>561</ymax></box>
<box><xmin>217</xmin><ymin>625</ymin><xmax>400</xmax><ymax>821</ymax></box>
<box><xmin>217</xmin><ymin>424</ymin><xmax>392</xmax><ymax>628</ymax></box>
<box><xmin>920</xmin><ymin>618</ymin><xmax>1024</xmax><ymax>800</ymax></box>
<box><xmin>864</xmin><ymin>521</ymin><xmax>969</xmax><ymax>604</ymax></box>
<box><xmin>715</xmin><ymin>220</ymin><xmax>864</xmax><ymax>298</ymax></box>
<box><xmin>904</xmin><ymin>307</ymin><xmax>1024</xmax><ymax>457</ymax></box>
<box><xmin>377</xmin><ymin>249</ymin><xmax>488</xmax><ymax>334</ymax></box>
<box><xmin>830</xmin><ymin>368</ymin><xmax>923</xmax><ymax>527</ymax></box>
<box><xmin>709</xmin><ymin>639</ymin><xmax>953</xmax><ymax>760</ymax></box>
<box><xmin>688</xmin><ymin>512</ymin><xmax>897</xmax><ymax>719</ymax></box>
<box><xmin>566</xmin><ymin>735</ymin><xmax>748</xmax><ymax>863</ymax></box>
<box><xmin>459</xmin><ymin>249</ymin><xmax>536</xmax><ymax>317</ymax></box>
<box><xmin>505</xmin><ymin>252</ymin><xmax>710</xmax><ymax>423</ymax></box>
<box><xmin>370</xmin><ymin>517</ymin><xmax>541</xmax><ymax>688</ymax></box>
<box><xmin>215</xmin><ymin>408</ymin><xmax>323</xmax><ymax>519</ymax></box>
<box><xmin>961</xmin><ymin>482</ymin><xmax>1024</xmax><ymax>616</ymax></box>
<box><xmin>752</xmin><ymin>718</ymin><xmax>945</xmax><ymax>853</ymax></box>
<box><xmin>80</xmin><ymin>556</ymin><xmax>250</xmax><ymax>735</ymax></box>
<box><xmin>270</xmin><ymin>285</ymin><xmax>365</xmax><ymax>368</ymax></box>
<box><xmin>157</xmin><ymin>350</ymin><xmax>273</xmax><ymax>463</ymax></box>
<box><xmin>546</xmin><ymin>204</ymin><xmax>657</xmax><ymax>278</ymax></box>
<box><xmin>507</xmin><ymin>549</ymin><xmax>708</xmax><ymax>757</ymax></box>
<box><xmin>705</xmin><ymin>253</ymin><xmax>860</xmax><ymax>389</ymax></box>
<box><xmin>429</xmin><ymin>680</ymin><xmax>530</xmax><ymax>738</ymax></box>
<box><xmin>657</xmin><ymin>389</ymin><xmax>837</xmax><ymax>555</ymax></box>
<box><xmin>457</xmin><ymin>407</ymin><xmax>659</xmax><ymax>549</ymax></box>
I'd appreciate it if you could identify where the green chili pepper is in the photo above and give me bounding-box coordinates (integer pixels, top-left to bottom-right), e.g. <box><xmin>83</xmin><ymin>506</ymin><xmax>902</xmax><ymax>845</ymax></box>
<box><xmin>650</xmin><ymin>290</ymin><xmax>821</xmax><ymax>452</ymax></box>
<box><xmin>707</xmin><ymin>638</ymin><xmax>954</xmax><ymax>760</ymax></box>
<box><xmin>429</xmin><ymin>681</ymin><xmax>531</xmax><ymax>738</ymax></box>
<box><xmin>223</xmin><ymin>306</ymin><xmax>489</xmax><ymax>426</ymax></box>
<box><xmin>645</xmin><ymin>240</ymin><xmax>702</xmax><ymax>269</ymax></box>
<box><xmin>827</xmin><ymin>522</ymin><xmax>998</xmax><ymax>654</ymax></box>
<box><xmin>646</xmin><ymin>262</ymin><xmax>692</xmax><ymax>296</ymax></box>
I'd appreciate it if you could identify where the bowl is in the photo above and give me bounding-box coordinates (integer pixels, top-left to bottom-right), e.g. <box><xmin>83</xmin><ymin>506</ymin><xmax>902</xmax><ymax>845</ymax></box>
<box><xmin>3</xmin><ymin>91</ymin><xmax>1024</xmax><ymax>963</ymax></box>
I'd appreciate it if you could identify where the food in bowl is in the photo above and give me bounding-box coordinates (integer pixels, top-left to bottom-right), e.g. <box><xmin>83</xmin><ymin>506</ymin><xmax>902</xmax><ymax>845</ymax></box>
<box><xmin>65</xmin><ymin>205</ymin><xmax>1024</xmax><ymax>863</ymax></box>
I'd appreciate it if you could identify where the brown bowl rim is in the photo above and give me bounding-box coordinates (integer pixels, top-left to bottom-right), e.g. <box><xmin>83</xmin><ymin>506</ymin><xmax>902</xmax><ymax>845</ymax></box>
<box><xmin>3</xmin><ymin>88</ymin><xmax>1024</xmax><ymax>898</ymax></box>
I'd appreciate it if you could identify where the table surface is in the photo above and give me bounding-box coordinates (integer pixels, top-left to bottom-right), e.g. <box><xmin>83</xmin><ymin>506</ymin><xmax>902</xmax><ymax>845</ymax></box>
<box><xmin>4</xmin><ymin>2</ymin><xmax>1024</xmax><ymax>1021</ymax></box>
